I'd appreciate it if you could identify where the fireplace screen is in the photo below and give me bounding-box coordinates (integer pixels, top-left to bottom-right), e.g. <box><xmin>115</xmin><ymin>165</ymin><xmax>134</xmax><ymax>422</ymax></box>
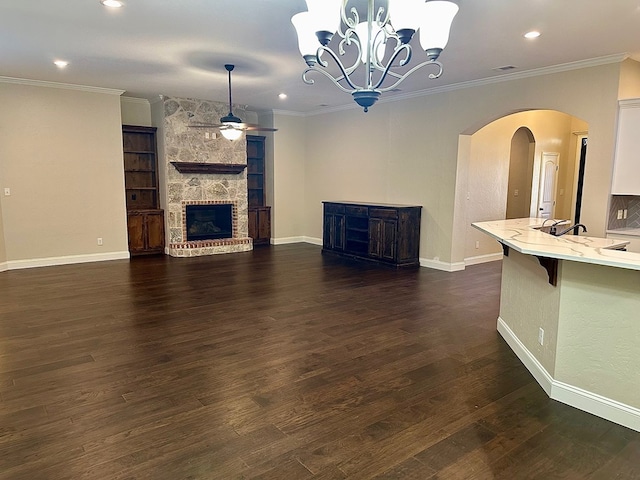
<box><xmin>185</xmin><ymin>204</ymin><xmax>233</xmax><ymax>241</ymax></box>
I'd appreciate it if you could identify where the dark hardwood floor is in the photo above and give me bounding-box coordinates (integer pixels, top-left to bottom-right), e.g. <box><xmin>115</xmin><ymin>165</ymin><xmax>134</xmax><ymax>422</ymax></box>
<box><xmin>0</xmin><ymin>244</ymin><xmax>638</xmax><ymax>479</ymax></box>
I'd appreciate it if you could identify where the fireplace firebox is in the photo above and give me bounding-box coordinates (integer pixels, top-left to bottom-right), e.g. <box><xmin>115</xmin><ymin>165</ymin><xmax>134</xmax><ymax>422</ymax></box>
<box><xmin>186</xmin><ymin>204</ymin><xmax>233</xmax><ymax>241</ymax></box>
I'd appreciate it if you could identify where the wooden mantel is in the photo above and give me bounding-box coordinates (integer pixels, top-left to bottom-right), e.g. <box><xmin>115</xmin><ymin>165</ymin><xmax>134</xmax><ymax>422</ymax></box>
<box><xmin>170</xmin><ymin>162</ymin><xmax>247</xmax><ymax>174</ymax></box>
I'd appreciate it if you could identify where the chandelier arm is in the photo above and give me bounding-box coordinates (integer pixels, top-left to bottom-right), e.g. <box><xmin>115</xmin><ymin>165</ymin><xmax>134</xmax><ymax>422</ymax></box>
<box><xmin>341</xmin><ymin>5</ymin><xmax>359</xmax><ymax>31</ymax></box>
<box><xmin>375</xmin><ymin>4</ymin><xmax>388</xmax><ymax>26</ymax></box>
<box><xmin>368</xmin><ymin>28</ymin><xmax>397</xmax><ymax>72</ymax></box>
<box><xmin>376</xmin><ymin>60</ymin><xmax>444</xmax><ymax>93</ymax></box>
<box><xmin>371</xmin><ymin>43</ymin><xmax>412</xmax><ymax>90</ymax></box>
<box><xmin>302</xmin><ymin>66</ymin><xmax>356</xmax><ymax>94</ymax></box>
<box><xmin>315</xmin><ymin>45</ymin><xmax>362</xmax><ymax>91</ymax></box>
<box><xmin>336</xmin><ymin>34</ymin><xmax>364</xmax><ymax>76</ymax></box>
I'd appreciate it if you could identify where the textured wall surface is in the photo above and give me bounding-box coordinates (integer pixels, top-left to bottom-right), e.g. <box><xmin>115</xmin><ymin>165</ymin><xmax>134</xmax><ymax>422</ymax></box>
<box><xmin>161</xmin><ymin>96</ymin><xmax>251</xmax><ymax>256</ymax></box>
<box><xmin>500</xmin><ymin>250</ymin><xmax>562</xmax><ymax>375</ymax></box>
<box><xmin>556</xmin><ymin>260</ymin><xmax>640</xmax><ymax>409</ymax></box>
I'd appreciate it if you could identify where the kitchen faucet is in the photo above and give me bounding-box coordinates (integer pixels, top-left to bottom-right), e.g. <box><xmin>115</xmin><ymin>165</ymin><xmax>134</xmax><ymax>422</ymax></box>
<box><xmin>554</xmin><ymin>223</ymin><xmax>587</xmax><ymax>236</ymax></box>
<box><xmin>541</xmin><ymin>218</ymin><xmax>568</xmax><ymax>235</ymax></box>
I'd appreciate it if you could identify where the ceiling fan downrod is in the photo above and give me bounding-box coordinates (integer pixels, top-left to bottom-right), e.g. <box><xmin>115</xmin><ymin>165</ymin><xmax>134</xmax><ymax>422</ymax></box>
<box><xmin>221</xmin><ymin>64</ymin><xmax>242</xmax><ymax>124</ymax></box>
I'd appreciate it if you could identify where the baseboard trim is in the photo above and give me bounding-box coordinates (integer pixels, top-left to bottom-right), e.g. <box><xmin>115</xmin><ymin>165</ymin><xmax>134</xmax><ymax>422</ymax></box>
<box><xmin>303</xmin><ymin>236</ymin><xmax>323</xmax><ymax>246</ymax></box>
<box><xmin>465</xmin><ymin>252</ymin><xmax>503</xmax><ymax>267</ymax></box>
<box><xmin>420</xmin><ymin>258</ymin><xmax>466</xmax><ymax>272</ymax></box>
<box><xmin>5</xmin><ymin>251</ymin><xmax>130</xmax><ymax>270</ymax></box>
<box><xmin>497</xmin><ymin>317</ymin><xmax>640</xmax><ymax>432</ymax></box>
<box><xmin>0</xmin><ymin>261</ymin><xmax>7</xmax><ymax>272</ymax></box>
<box><xmin>497</xmin><ymin>317</ymin><xmax>553</xmax><ymax>395</ymax></box>
<box><xmin>272</xmin><ymin>236</ymin><xmax>306</xmax><ymax>245</ymax></box>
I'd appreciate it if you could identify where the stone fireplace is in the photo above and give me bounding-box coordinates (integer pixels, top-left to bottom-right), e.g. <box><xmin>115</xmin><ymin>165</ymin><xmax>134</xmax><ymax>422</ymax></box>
<box><xmin>158</xmin><ymin>96</ymin><xmax>253</xmax><ymax>257</ymax></box>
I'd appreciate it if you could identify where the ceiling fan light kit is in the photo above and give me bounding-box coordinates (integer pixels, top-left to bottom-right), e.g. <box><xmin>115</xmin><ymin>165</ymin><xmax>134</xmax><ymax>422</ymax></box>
<box><xmin>189</xmin><ymin>64</ymin><xmax>277</xmax><ymax>140</ymax></box>
<box><xmin>291</xmin><ymin>0</ymin><xmax>459</xmax><ymax>112</ymax></box>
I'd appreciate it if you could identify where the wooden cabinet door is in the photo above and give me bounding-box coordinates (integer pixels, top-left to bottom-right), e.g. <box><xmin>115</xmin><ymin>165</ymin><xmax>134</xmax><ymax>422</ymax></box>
<box><xmin>380</xmin><ymin>219</ymin><xmax>397</xmax><ymax>261</ymax></box>
<box><xmin>324</xmin><ymin>214</ymin><xmax>345</xmax><ymax>251</ymax></box>
<box><xmin>257</xmin><ymin>208</ymin><xmax>271</xmax><ymax>241</ymax></box>
<box><xmin>249</xmin><ymin>207</ymin><xmax>271</xmax><ymax>245</ymax></box>
<box><xmin>127</xmin><ymin>213</ymin><xmax>145</xmax><ymax>253</ymax></box>
<box><xmin>369</xmin><ymin>218</ymin><xmax>397</xmax><ymax>262</ymax></box>
<box><xmin>248</xmin><ymin>208</ymin><xmax>258</xmax><ymax>241</ymax></box>
<box><xmin>145</xmin><ymin>212</ymin><xmax>165</xmax><ymax>252</ymax></box>
<box><xmin>127</xmin><ymin>210</ymin><xmax>164</xmax><ymax>255</ymax></box>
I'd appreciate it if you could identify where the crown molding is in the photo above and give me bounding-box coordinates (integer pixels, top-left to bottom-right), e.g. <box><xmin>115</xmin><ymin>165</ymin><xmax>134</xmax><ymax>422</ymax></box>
<box><xmin>619</xmin><ymin>98</ymin><xmax>640</xmax><ymax>108</ymax></box>
<box><xmin>0</xmin><ymin>76</ymin><xmax>125</xmax><ymax>95</ymax></box>
<box><xmin>120</xmin><ymin>96</ymin><xmax>151</xmax><ymax>105</ymax></box>
<box><xmin>306</xmin><ymin>53</ymin><xmax>628</xmax><ymax>117</ymax></box>
<box><xmin>271</xmin><ymin>109</ymin><xmax>307</xmax><ymax>117</ymax></box>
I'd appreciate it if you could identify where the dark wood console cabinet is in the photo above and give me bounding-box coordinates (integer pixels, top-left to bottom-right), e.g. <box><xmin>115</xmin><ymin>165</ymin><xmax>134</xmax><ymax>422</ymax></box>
<box><xmin>322</xmin><ymin>202</ymin><xmax>421</xmax><ymax>267</ymax></box>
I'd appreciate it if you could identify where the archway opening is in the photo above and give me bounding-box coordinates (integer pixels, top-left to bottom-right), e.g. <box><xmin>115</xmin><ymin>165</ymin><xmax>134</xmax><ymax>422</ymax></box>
<box><xmin>461</xmin><ymin>109</ymin><xmax>589</xmax><ymax>264</ymax></box>
<box><xmin>506</xmin><ymin>127</ymin><xmax>535</xmax><ymax>219</ymax></box>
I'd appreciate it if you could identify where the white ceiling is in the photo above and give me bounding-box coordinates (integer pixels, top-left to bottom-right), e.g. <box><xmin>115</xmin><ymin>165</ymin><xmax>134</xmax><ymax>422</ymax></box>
<box><xmin>1</xmin><ymin>0</ymin><xmax>640</xmax><ymax>114</ymax></box>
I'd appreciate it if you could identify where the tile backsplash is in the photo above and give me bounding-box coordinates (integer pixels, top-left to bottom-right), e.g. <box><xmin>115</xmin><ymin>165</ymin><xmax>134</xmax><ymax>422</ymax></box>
<box><xmin>608</xmin><ymin>195</ymin><xmax>640</xmax><ymax>230</ymax></box>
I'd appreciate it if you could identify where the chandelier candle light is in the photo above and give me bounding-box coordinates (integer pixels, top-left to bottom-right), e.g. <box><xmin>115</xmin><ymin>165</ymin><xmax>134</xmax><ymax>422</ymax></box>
<box><xmin>291</xmin><ymin>0</ymin><xmax>459</xmax><ymax>112</ymax></box>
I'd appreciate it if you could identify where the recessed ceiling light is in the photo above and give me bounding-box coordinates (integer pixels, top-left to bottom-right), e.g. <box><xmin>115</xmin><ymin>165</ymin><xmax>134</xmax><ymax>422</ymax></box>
<box><xmin>54</xmin><ymin>60</ymin><xmax>69</xmax><ymax>68</ymax></box>
<box><xmin>524</xmin><ymin>31</ymin><xmax>541</xmax><ymax>39</ymax></box>
<box><xmin>100</xmin><ymin>0</ymin><xmax>123</xmax><ymax>8</ymax></box>
<box><xmin>278</xmin><ymin>93</ymin><xmax>287</xmax><ymax>100</ymax></box>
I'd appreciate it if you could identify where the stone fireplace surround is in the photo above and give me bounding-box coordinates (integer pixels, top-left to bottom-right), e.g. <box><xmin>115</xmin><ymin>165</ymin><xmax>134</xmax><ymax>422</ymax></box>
<box><xmin>160</xmin><ymin>96</ymin><xmax>253</xmax><ymax>257</ymax></box>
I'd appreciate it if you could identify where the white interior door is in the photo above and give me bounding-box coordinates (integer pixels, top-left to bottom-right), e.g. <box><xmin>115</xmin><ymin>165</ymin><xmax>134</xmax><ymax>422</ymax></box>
<box><xmin>537</xmin><ymin>152</ymin><xmax>559</xmax><ymax>218</ymax></box>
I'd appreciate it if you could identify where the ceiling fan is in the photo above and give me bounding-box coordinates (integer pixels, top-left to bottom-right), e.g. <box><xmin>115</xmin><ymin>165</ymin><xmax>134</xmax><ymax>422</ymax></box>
<box><xmin>190</xmin><ymin>64</ymin><xmax>277</xmax><ymax>140</ymax></box>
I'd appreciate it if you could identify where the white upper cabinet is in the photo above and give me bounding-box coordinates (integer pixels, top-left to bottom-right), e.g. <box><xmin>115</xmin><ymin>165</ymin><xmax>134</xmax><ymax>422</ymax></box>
<box><xmin>612</xmin><ymin>99</ymin><xmax>640</xmax><ymax>195</ymax></box>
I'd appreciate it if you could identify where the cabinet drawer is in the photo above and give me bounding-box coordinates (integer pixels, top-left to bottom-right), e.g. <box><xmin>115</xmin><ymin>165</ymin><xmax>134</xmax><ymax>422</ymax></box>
<box><xmin>325</xmin><ymin>203</ymin><xmax>345</xmax><ymax>214</ymax></box>
<box><xmin>345</xmin><ymin>205</ymin><xmax>368</xmax><ymax>216</ymax></box>
<box><xmin>369</xmin><ymin>208</ymin><xmax>398</xmax><ymax>219</ymax></box>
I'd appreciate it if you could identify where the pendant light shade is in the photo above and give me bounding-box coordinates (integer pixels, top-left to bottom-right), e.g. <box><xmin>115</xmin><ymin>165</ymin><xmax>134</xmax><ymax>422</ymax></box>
<box><xmin>291</xmin><ymin>12</ymin><xmax>319</xmax><ymax>58</ymax></box>
<box><xmin>388</xmin><ymin>0</ymin><xmax>424</xmax><ymax>33</ymax></box>
<box><xmin>220</xmin><ymin>128</ymin><xmax>243</xmax><ymax>141</ymax></box>
<box><xmin>304</xmin><ymin>0</ymin><xmax>342</xmax><ymax>44</ymax></box>
<box><xmin>419</xmin><ymin>1</ymin><xmax>459</xmax><ymax>59</ymax></box>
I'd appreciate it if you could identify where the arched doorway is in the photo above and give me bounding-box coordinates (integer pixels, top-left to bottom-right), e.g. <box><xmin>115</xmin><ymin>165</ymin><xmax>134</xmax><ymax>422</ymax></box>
<box><xmin>460</xmin><ymin>110</ymin><xmax>589</xmax><ymax>265</ymax></box>
<box><xmin>506</xmin><ymin>127</ymin><xmax>535</xmax><ymax>219</ymax></box>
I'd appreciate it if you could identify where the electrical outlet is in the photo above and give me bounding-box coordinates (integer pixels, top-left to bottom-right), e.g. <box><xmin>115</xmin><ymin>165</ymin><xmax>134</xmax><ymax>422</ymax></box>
<box><xmin>97</xmin><ymin>237</ymin><xmax>103</xmax><ymax>246</ymax></box>
<box><xmin>514</xmin><ymin>189</ymin><xmax>519</xmax><ymax>197</ymax></box>
<box><xmin>3</xmin><ymin>188</ymin><xmax>10</xmax><ymax>196</ymax></box>
<box><xmin>624</xmin><ymin>209</ymin><xmax>628</xmax><ymax>219</ymax></box>
<box><xmin>475</xmin><ymin>240</ymin><xmax>480</xmax><ymax>249</ymax></box>
<box><xmin>618</xmin><ymin>209</ymin><xmax>623</xmax><ymax>220</ymax></box>
<box><xmin>538</xmin><ymin>327</ymin><xmax>544</xmax><ymax>345</ymax></box>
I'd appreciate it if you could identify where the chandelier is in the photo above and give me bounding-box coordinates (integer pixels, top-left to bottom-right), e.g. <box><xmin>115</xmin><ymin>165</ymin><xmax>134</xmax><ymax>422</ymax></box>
<box><xmin>291</xmin><ymin>0</ymin><xmax>459</xmax><ymax>112</ymax></box>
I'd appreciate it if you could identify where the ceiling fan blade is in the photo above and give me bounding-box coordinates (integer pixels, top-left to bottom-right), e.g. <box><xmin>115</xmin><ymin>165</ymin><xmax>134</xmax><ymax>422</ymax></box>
<box><xmin>188</xmin><ymin>122</ymin><xmax>223</xmax><ymax>128</ymax></box>
<box><xmin>189</xmin><ymin>122</ymin><xmax>277</xmax><ymax>132</ymax></box>
<box><xmin>244</xmin><ymin>125</ymin><xmax>279</xmax><ymax>132</ymax></box>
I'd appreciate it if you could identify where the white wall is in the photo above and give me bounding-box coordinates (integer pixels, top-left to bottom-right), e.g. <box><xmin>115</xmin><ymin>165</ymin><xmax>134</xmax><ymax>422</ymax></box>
<box><xmin>121</xmin><ymin>96</ymin><xmax>152</xmax><ymax>126</ymax></box>
<box><xmin>272</xmin><ymin>112</ymin><xmax>307</xmax><ymax>242</ymax></box>
<box><xmin>0</xmin><ymin>80</ymin><xmax>129</xmax><ymax>267</ymax></box>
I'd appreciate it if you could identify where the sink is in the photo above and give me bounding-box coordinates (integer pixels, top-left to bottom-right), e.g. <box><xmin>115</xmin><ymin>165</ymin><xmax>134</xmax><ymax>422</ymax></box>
<box><xmin>533</xmin><ymin>225</ymin><xmax>556</xmax><ymax>234</ymax></box>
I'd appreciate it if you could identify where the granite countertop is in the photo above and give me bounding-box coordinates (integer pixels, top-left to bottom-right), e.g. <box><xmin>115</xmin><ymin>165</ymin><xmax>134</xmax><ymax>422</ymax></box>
<box><xmin>473</xmin><ymin>218</ymin><xmax>640</xmax><ymax>271</ymax></box>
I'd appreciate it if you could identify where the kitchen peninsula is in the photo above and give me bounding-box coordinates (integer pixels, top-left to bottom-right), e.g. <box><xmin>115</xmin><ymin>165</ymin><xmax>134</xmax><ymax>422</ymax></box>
<box><xmin>473</xmin><ymin>218</ymin><xmax>640</xmax><ymax>432</ymax></box>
